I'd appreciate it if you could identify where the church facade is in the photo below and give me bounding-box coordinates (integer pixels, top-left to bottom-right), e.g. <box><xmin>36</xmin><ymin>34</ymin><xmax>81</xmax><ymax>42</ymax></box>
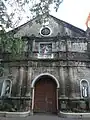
<box><xmin>0</xmin><ymin>15</ymin><xmax>90</xmax><ymax>113</ymax></box>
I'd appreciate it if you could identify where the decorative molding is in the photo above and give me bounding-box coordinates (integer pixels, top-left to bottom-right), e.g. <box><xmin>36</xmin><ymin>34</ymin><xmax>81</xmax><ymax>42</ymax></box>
<box><xmin>31</xmin><ymin>73</ymin><xmax>60</xmax><ymax>88</ymax></box>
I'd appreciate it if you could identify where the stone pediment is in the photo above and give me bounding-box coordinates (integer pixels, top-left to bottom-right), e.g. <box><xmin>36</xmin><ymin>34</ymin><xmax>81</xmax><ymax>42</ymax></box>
<box><xmin>13</xmin><ymin>14</ymin><xmax>86</xmax><ymax>38</ymax></box>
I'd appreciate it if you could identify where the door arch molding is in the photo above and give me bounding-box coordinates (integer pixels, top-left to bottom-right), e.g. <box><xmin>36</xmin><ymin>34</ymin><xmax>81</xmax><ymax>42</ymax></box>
<box><xmin>31</xmin><ymin>73</ymin><xmax>60</xmax><ymax>88</ymax></box>
<box><xmin>31</xmin><ymin>73</ymin><xmax>59</xmax><ymax>113</ymax></box>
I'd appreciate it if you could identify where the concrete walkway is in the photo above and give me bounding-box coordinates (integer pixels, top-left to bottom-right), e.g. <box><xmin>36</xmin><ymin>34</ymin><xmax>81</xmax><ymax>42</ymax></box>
<box><xmin>0</xmin><ymin>114</ymin><xmax>90</xmax><ymax>120</ymax></box>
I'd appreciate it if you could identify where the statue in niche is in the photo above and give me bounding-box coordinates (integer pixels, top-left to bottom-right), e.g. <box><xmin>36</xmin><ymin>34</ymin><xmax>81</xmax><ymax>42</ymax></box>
<box><xmin>5</xmin><ymin>84</ymin><xmax>10</xmax><ymax>96</ymax></box>
<box><xmin>82</xmin><ymin>85</ymin><xmax>88</xmax><ymax>97</ymax></box>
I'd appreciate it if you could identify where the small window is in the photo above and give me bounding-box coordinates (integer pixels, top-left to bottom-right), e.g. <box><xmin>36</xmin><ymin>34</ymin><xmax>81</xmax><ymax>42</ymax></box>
<box><xmin>80</xmin><ymin>80</ymin><xmax>89</xmax><ymax>98</ymax></box>
<box><xmin>38</xmin><ymin>43</ymin><xmax>53</xmax><ymax>58</ymax></box>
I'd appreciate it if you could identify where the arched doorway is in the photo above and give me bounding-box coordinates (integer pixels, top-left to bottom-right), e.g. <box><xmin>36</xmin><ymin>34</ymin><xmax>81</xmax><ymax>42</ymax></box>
<box><xmin>31</xmin><ymin>73</ymin><xmax>59</xmax><ymax>113</ymax></box>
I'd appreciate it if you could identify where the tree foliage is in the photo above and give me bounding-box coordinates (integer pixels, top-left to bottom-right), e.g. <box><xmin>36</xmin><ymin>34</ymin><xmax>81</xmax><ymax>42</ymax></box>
<box><xmin>0</xmin><ymin>26</ymin><xmax>25</xmax><ymax>58</ymax></box>
<box><xmin>30</xmin><ymin>0</ymin><xmax>63</xmax><ymax>16</ymax></box>
<box><xmin>0</xmin><ymin>0</ymin><xmax>63</xmax><ymax>59</ymax></box>
<box><xmin>0</xmin><ymin>1</ymin><xmax>11</xmax><ymax>28</ymax></box>
<box><xmin>0</xmin><ymin>0</ymin><xmax>63</xmax><ymax>28</ymax></box>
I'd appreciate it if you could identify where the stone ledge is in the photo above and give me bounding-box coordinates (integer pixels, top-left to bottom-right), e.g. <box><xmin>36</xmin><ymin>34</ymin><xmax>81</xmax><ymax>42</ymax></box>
<box><xmin>58</xmin><ymin>111</ymin><xmax>90</xmax><ymax>118</ymax></box>
<box><xmin>0</xmin><ymin>111</ymin><xmax>31</xmax><ymax>117</ymax></box>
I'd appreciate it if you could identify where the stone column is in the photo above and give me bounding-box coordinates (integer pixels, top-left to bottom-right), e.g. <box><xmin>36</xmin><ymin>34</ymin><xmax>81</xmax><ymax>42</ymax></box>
<box><xmin>25</xmin><ymin>67</ymin><xmax>32</xmax><ymax>111</ymax></box>
<box><xmin>17</xmin><ymin>67</ymin><xmax>24</xmax><ymax>96</ymax></box>
<box><xmin>16</xmin><ymin>67</ymin><xmax>24</xmax><ymax>110</ymax></box>
<box><xmin>59</xmin><ymin>67</ymin><xmax>65</xmax><ymax>97</ymax></box>
<box><xmin>73</xmin><ymin>67</ymin><xmax>79</xmax><ymax>97</ymax></box>
<box><xmin>25</xmin><ymin>67</ymin><xmax>32</xmax><ymax>96</ymax></box>
<box><xmin>68</xmin><ymin>67</ymin><xmax>75</xmax><ymax>97</ymax></box>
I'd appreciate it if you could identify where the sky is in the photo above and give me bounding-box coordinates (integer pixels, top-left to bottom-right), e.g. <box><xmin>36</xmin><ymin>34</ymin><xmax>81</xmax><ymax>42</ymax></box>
<box><xmin>4</xmin><ymin>0</ymin><xmax>90</xmax><ymax>31</ymax></box>
<box><xmin>50</xmin><ymin>0</ymin><xmax>90</xmax><ymax>31</ymax></box>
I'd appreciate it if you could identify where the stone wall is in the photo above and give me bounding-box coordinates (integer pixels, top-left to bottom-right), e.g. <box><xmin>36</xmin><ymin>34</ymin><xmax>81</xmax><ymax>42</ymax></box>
<box><xmin>1</xmin><ymin>35</ymin><xmax>90</xmax><ymax>98</ymax></box>
<box><xmin>2</xmin><ymin>60</ymin><xmax>90</xmax><ymax>99</ymax></box>
<box><xmin>1</xmin><ymin>15</ymin><xmax>90</xmax><ymax>111</ymax></box>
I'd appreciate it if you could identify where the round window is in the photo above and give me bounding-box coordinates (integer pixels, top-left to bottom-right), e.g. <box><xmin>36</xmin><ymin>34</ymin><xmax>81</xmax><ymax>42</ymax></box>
<box><xmin>40</xmin><ymin>27</ymin><xmax>51</xmax><ymax>36</ymax></box>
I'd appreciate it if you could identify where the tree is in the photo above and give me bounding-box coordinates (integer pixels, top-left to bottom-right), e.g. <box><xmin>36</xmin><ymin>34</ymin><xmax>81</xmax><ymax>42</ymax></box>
<box><xmin>0</xmin><ymin>0</ymin><xmax>63</xmax><ymax>59</ymax></box>
<box><xmin>0</xmin><ymin>0</ymin><xmax>63</xmax><ymax>29</ymax></box>
<box><xmin>0</xmin><ymin>26</ymin><xmax>26</xmax><ymax>77</ymax></box>
<box><xmin>0</xmin><ymin>0</ymin><xmax>11</xmax><ymax>28</ymax></box>
<box><xmin>0</xmin><ymin>26</ymin><xmax>25</xmax><ymax>58</ymax></box>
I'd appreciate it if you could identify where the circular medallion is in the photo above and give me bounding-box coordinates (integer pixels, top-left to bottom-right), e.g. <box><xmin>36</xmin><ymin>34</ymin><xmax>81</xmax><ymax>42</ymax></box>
<box><xmin>40</xmin><ymin>26</ymin><xmax>52</xmax><ymax>36</ymax></box>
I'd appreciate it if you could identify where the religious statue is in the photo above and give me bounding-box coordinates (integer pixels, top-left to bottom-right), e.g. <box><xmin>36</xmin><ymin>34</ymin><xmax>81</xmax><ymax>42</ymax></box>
<box><xmin>5</xmin><ymin>84</ymin><xmax>10</xmax><ymax>96</ymax></box>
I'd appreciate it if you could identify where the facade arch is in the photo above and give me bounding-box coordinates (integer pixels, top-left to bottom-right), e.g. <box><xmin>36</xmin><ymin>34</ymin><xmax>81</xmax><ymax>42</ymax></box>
<box><xmin>31</xmin><ymin>73</ymin><xmax>60</xmax><ymax>88</ymax></box>
<box><xmin>31</xmin><ymin>73</ymin><xmax>60</xmax><ymax>113</ymax></box>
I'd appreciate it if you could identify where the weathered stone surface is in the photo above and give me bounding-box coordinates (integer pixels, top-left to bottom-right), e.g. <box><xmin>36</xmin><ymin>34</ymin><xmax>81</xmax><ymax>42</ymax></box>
<box><xmin>1</xmin><ymin>15</ymin><xmax>90</xmax><ymax>112</ymax></box>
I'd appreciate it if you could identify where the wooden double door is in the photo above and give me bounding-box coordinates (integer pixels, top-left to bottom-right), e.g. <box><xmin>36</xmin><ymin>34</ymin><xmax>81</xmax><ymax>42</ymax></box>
<box><xmin>34</xmin><ymin>76</ymin><xmax>57</xmax><ymax>113</ymax></box>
